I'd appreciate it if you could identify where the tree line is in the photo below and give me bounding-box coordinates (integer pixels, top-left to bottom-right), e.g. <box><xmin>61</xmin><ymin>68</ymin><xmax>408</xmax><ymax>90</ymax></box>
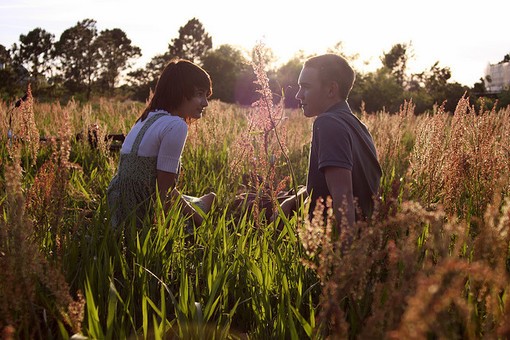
<box><xmin>1</xmin><ymin>17</ymin><xmax>508</xmax><ymax>113</ymax></box>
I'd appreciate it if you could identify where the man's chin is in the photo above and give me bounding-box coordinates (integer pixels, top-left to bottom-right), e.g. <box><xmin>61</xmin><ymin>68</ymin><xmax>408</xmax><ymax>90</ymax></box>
<box><xmin>303</xmin><ymin>110</ymin><xmax>315</xmax><ymax>118</ymax></box>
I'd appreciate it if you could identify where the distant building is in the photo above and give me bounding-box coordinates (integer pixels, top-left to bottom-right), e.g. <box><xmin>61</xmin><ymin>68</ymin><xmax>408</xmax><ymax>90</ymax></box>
<box><xmin>484</xmin><ymin>61</ymin><xmax>510</xmax><ymax>93</ymax></box>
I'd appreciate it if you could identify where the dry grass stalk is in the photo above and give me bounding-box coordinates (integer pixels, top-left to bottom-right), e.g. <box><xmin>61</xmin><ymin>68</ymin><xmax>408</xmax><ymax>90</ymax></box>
<box><xmin>0</xmin><ymin>141</ymin><xmax>84</xmax><ymax>337</ymax></box>
<box><xmin>186</xmin><ymin>100</ymin><xmax>243</xmax><ymax>152</ymax></box>
<box><xmin>364</xmin><ymin>99</ymin><xmax>415</xmax><ymax>178</ymax></box>
<box><xmin>6</xmin><ymin>85</ymin><xmax>39</xmax><ymax>165</ymax></box>
<box><xmin>442</xmin><ymin>95</ymin><xmax>509</xmax><ymax>216</ymax></box>
<box><xmin>25</xmin><ymin>108</ymin><xmax>80</xmax><ymax>241</ymax></box>
<box><xmin>407</xmin><ymin>103</ymin><xmax>449</xmax><ymax>207</ymax></box>
<box><xmin>405</xmin><ymin>95</ymin><xmax>510</xmax><ymax>218</ymax></box>
<box><xmin>302</xmin><ymin>183</ymin><xmax>510</xmax><ymax>338</ymax></box>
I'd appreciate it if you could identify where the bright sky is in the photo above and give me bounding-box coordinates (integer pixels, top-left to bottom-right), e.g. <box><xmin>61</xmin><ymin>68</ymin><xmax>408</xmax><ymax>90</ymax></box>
<box><xmin>1</xmin><ymin>0</ymin><xmax>509</xmax><ymax>87</ymax></box>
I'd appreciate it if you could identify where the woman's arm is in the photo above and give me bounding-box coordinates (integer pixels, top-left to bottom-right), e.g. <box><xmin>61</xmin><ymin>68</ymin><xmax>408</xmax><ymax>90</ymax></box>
<box><xmin>157</xmin><ymin>170</ymin><xmax>205</xmax><ymax>225</ymax></box>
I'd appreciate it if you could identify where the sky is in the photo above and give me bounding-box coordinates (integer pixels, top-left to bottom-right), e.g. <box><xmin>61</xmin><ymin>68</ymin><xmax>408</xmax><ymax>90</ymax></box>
<box><xmin>1</xmin><ymin>0</ymin><xmax>509</xmax><ymax>87</ymax></box>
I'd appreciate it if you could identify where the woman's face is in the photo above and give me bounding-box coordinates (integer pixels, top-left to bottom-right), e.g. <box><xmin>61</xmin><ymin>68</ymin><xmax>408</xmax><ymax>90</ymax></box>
<box><xmin>178</xmin><ymin>88</ymin><xmax>209</xmax><ymax>120</ymax></box>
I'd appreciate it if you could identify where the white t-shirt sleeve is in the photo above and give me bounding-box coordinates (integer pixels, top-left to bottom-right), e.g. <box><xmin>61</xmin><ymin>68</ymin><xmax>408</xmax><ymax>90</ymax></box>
<box><xmin>157</xmin><ymin>119</ymin><xmax>188</xmax><ymax>173</ymax></box>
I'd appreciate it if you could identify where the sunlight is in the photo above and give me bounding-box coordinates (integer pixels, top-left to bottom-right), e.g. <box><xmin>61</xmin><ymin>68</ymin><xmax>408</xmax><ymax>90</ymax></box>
<box><xmin>1</xmin><ymin>0</ymin><xmax>509</xmax><ymax>86</ymax></box>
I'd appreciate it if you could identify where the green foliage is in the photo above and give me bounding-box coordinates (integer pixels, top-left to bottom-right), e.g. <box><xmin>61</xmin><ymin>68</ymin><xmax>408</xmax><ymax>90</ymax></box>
<box><xmin>1</xmin><ymin>23</ymin><xmax>502</xmax><ymax>113</ymax></box>
<box><xmin>352</xmin><ymin>68</ymin><xmax>404</xmax><ymax>113</ymax></box>
<box><xmin>202</xmin><ymin>45</ymin><xmax>250</xmax><ymax>103</ymax></box>
<box><xmin>2</xmin><ymin>97</ymin><xmax>510</xmax><ymax>338</ymax></box>
<box><xmin>61</xmin><ymin>161</ymin><xmax>318</xmax><ymax>338</ymax></box>
<box><xmin>168</xmin><ymin>17</ymin><xmax>213</xmax><ymax>65</ymax></box>
<box><xmin>380</xmin><ymin>42</ymin><xmax>411</xmax><ymax>87</ymax></box>
<box><xmin>94</xmin><ymin>28</ymin><xmax>141</xmax><ymax>94</ymax></box>
<box><xmin>11</xmin><ymin>28</ymin><xmax>55</xmax><ymax>89</ymax></box>
<box><xmin>498</xmin><ymin>87</ymin><xmax>510</xmax><ymax>109</ymax></box>
<box><xmin>54</xmin><ymin>18</ymin><xmax>99</xmax><ymax>100</ymax></box>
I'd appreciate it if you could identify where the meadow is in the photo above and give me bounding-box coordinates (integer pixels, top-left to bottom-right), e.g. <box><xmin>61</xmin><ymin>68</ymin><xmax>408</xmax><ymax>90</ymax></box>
<box><xmin>1</xmin><ymin>78</ymin><xmax>510</xmax><ymax>339</ymax></box>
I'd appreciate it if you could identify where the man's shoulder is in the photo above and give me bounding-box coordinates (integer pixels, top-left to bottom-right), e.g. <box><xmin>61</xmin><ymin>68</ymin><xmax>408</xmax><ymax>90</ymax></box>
<box><xmin>314</xmin><ymin>111</ymin><xmax>351</xmax><ymax>129</ymax></box>
<box><xmin>317</xmin><ymin>102</ymin><xmax>353</xmax><ymax>120</ymax></box>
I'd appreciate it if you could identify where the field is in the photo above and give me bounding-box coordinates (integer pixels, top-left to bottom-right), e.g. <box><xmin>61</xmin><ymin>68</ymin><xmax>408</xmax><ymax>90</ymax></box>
<box><xmin>1</xmin><ymin>84</ymin><xmax>510</xmax><ymax>339</ymax></box>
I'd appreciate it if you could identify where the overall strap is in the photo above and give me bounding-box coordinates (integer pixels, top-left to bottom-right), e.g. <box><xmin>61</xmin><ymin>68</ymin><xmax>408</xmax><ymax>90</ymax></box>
<box><xmin>130</xmin><ymin>112</ymin><xmax>167</xmax><ymax>155</ymax></box>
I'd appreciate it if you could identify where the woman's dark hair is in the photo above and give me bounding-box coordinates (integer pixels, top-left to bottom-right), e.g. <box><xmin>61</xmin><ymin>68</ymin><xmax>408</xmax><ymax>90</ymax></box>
<box><xmin>138</xmin><ymin>59</ymin><xmax>212</xmax><ymax>122</ymax></box>
<box><xmin>304</xmin><ymin>54</ymin><xmax>355</xmax><ymax>101</ymax></box>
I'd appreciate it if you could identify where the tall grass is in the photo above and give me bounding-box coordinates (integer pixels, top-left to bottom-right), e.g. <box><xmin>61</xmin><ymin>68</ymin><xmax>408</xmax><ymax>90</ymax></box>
<box><xmin>1</xmin><ymin>69</ymin><xmax>510</xmax><ymax>338</ymax></box>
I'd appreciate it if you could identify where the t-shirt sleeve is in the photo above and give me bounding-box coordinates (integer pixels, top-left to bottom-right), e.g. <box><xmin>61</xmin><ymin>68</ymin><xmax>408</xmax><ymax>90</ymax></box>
<box><xmin>314</xmin><ymin>116</ymin><xmax>353</xmax><ymax>171</ymax></box>
<box><xmin>157</xmin><ymin>120</ymin><xmax>188</xmax><ymax>173</ymax></box>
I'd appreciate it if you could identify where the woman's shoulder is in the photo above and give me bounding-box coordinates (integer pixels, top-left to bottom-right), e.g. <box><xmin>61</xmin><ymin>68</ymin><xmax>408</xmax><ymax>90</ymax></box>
<box><xmin>162</xmin><ymin>115</ymin><xmax>187</xmax><ymax>130</ymax></box>
<box><xmin>150</xmin><ymin>113</ymin><xmax>188</xmax><ymax>137</ymax></box>
<box><xmin>147</xmin><ymin>111</ymin><xmax>186</xmax><ymax>126</ymax></box>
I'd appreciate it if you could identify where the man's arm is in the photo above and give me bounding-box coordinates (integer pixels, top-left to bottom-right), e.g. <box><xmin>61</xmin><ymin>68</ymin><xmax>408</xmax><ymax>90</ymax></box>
<box><xmin>323</xmin><ymin>167</ymin><xmax>355</xmax><ymax>231</ymax></box>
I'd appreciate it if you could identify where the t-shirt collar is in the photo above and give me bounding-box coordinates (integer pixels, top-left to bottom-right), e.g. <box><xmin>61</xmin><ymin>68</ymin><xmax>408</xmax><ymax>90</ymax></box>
<box><xmin>152</xmin><ymin>109</ymin><xmax>171</xmax><ymax>115</ymax></box>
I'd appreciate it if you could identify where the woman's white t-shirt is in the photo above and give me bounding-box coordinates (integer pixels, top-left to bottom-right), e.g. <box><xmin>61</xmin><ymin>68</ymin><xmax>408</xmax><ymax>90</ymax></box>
<box><xmin>120</xmin><ymin>110</ymin><xmax>188</xmax><ymax>174</ymax></box>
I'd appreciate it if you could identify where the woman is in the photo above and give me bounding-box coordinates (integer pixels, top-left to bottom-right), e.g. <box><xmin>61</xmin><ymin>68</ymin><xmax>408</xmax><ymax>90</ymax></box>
<box><xmin>107</xmin><ymin>59</ymin><xmax>216</xmax><ymax>229</ymax></box>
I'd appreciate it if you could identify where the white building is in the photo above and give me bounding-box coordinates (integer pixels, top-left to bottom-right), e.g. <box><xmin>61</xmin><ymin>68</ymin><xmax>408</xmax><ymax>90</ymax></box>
<box><xmin>484</xmin><ymin>61</ymin><xmax>510</xmax><ymax>93</ymax></box>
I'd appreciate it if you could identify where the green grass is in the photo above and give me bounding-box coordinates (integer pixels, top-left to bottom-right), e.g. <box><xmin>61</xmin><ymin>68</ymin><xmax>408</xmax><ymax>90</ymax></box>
<box><xmin>1</xmin><ymin>98</ymin><xmax>510</xmax><ymax>339</ymax></box>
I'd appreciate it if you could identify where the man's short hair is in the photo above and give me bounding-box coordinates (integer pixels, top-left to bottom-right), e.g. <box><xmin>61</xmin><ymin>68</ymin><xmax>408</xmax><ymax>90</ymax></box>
<box><xmin>304</xmin><ymin>54</ymin><xmax>355</xmax><ymax>100</ymax></box>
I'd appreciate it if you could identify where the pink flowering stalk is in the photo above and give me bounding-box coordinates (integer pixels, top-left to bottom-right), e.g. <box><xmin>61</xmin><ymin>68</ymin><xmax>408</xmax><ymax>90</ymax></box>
<box><xmin>240</xmin><ymin>42</ymin><xmax>298</xmax><ymax>222</ymax></box>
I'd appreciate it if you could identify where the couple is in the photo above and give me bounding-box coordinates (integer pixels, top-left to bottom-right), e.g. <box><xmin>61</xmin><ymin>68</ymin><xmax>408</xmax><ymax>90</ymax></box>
<box><xmin>107</xmin><ymin>54</ymin><xmax>382</xmax><ymax>237</ymax></box>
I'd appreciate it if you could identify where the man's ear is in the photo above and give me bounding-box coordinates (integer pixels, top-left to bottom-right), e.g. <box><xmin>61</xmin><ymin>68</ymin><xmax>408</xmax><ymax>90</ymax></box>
<box><xmin>327</xmin><ymin>81</ymin><xmax>340</xmax><ymax>98</ymax></box>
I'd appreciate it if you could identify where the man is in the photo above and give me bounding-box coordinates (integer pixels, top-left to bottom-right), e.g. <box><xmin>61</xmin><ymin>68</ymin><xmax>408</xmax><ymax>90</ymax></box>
<box><xmin>280</xmin><ymin>54</ymin><xmax>382</xmax><ymax>232</ymax></box>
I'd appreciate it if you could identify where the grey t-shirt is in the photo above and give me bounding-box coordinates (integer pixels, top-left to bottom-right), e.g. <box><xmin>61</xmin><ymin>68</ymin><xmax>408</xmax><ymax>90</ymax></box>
<box><xmin>307</xmin><ymin>101</ymin><xmax>382</xmax><ymax>220</ymax></box>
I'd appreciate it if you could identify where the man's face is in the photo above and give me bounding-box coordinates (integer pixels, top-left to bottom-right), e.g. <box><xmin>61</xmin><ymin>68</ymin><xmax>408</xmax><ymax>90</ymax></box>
<box><xmin>295</xmin><ymin>66</ymin><xmax>331</xmax><ymax>117</ymax></box>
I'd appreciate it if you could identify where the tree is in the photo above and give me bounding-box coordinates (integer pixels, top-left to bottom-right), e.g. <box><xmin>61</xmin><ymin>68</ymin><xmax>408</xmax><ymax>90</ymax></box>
<box><xmin>11</xmin><ymin>28</ymin><xmax>55</xmax><ymax>89</ymax></box>
<box><xmin>472</xmin><ymin>77</ymin><xmax>486</xmax><ymax>95</ymax></box>
<box><xmin>0</xmin><ymin>44</ymin><xmax>10</xmax><ymax>68</ymax></box>
<box><xmin>497</xmin><ymin>87</ymin><xmax>510</xmax><ymax>109</ymax></box>
<box><xmin>327</xmin><ymin>41</ymin><xmax>360</xmax><ymax>63</ymax></box>
<box><xmin>127</xmin><ymin>53</ymin><xmax>171</xmax><ymax>102</ymax></box>
<box><xmin>55</xmin><ymin>19</ymin><xmax>99</xmax><ymax>99</ymax></box>
<box><xmin>95</xmin><ymin>28</ymin><xmax>141</xmax><ymax>94</ymax></box>
<box><xmin>424</xmin><ymin>62</ymin><xmax>451</xmax><ymax>92</ymax></box>
<box><xmin>353</xmin><ymin>68</ymin><xmax>404</xmax><ymax>113</ymax></box>
<box><xmin>442</xmin><ymin>82</ymin><xmax>470</xmax><ymax>113</ymax></box>
<box><xmin>168</xmin><ymin>18</ymin><xmax>212</xmax><ymax>64</ymax></box>
<box><xmin>0</xmin><ymin>44</ymin><xmax>30</xmax><ymax>100</ymax></box>
<box><xmin>421</xmin><ymin>61</ymin><xmax>461</xmax><ymax>112</ymax></box>
<box><xmin>202</xmin><ymin>45</ymin><xmax>248</xmax><ymax>103</ymax></box>
<box><xmin>381</xmin><ymin>42</ymin><xmax>413</xmax><ymax>87</ymax></box>
<box><xmin>404</xmin><ymin>61</ymin><xmax>469</xmax><ymax>113</ymax></box>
